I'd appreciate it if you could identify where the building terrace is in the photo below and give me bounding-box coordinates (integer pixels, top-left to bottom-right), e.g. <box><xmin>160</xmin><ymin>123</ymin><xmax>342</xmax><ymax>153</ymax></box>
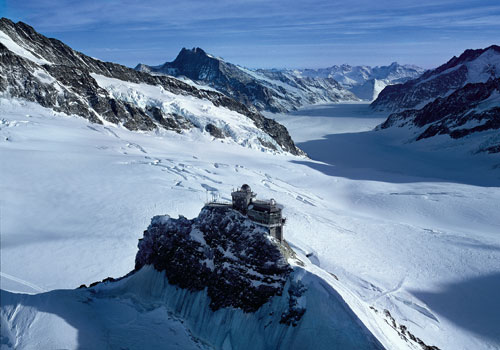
<box><xmin>205</xmin><ymin>184</ymin><xmax>285</xmax><ymax>242</ymax></box>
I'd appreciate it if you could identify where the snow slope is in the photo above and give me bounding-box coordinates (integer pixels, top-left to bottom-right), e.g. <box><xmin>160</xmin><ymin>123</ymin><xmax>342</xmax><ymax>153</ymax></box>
<box><xmin>90</xmin><ymin>73</ymin><xmax>285</xmax><ymax>153</ymax></box>
<box><xmin>1</xmin><ymin>283</ymin><xmax>209</xmax><ymax>350</ymax></box>
<box><xmin>1</xmin><ymin>100</ymin><xmax>500</xmax><ymax>349</ymax></box>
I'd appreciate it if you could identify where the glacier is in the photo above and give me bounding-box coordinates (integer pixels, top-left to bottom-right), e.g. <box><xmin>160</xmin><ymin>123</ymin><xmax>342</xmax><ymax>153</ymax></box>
<box><xmin>1</xmin><ymin>98</ymin><xmax>499</xmax><ymax>349</ymax></box>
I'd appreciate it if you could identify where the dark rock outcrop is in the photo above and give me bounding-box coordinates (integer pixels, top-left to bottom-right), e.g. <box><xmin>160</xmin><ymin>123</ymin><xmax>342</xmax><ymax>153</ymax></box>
<box><xmin>135</xmin><ymin>205</ymin><xmax>294</xmax><ymax>313</ymax></box>
<box><xmin>370</xmin><ymin>307</ymin><xmax>441</xmax><ymax>350</ymax></box>
<box><xmin>204</xmin><ymin>123</ymin><xmax>225</xmax><ymax>138</ymax></box>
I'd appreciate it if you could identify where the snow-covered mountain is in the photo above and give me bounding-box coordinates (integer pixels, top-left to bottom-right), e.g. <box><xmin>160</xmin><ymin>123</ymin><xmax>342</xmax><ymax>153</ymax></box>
<box><xmin>291</xmin><ymin>62</ymin><xmax>425</xmax><ymax>100</ymax></box>
<box><xmin>373</xmin><ymin>45</ymin><xmax>500</xmax><ymax>153</ymax></box>
<box><xmin>372</xmin><ymin>45</ymin><xmax>500</xmax><ymax>112</ymax></box>
<box><xmin>0</xmin><ymin>18</ymin><xmax>302</xmax><ymax>155</ymax></box>
<box><xmin>1</xmin><ymin>197</ymin><xmax>386</xmax><ymax>349</ymax></box>
<box><xmin>135</xmin><ymin>48</ymin><xmax>359</xmax><ymax>113</ymax></box>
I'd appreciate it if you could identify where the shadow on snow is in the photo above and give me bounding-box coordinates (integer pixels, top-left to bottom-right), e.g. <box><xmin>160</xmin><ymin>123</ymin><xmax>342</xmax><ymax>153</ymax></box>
<box><xmin>292</xmin><ymin>131</ymin><xmax>500</xmax><ymax>187</ymax></box>
<box><xmin>411</xmin><ymin>272</ymin><xmax>500</xmax><ymax>344</ymax></box>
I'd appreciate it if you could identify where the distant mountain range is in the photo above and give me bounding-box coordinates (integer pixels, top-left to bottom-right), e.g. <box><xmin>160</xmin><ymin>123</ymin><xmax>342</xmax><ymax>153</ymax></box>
<box><xmin>135</xmin><ymin>48</ymin><xmax>424</xmax><ymax>112</ymax></box>
<box><xmin>0</xmin><ymin>18</ymin><xmax>302</xmax><ymax>155</ymax></box>
<box><xmin>290</xmin><ymin>63</ymin><xmax>425</xmax><ymax>100</ymax></box>
<box><xmin>373</xmin><ymin>45</ymin><xmax>500</xmax><ymax>153</ymax></box>
<box><xmin>136</xmin><ymin>48</ymin><xmax>360</xmax><ymax>113</ymax></box>
<box><xmin>136</xmin><ymin>49</ymin><xmax>425</xmax><ymax>112</ymax></box>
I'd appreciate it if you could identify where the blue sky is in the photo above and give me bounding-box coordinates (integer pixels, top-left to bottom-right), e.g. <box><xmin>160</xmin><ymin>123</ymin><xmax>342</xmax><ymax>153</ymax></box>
<box><xmin>2</xmin><ymin>0</ymin><xmax>499</xmax><ymax>69</ymax></box>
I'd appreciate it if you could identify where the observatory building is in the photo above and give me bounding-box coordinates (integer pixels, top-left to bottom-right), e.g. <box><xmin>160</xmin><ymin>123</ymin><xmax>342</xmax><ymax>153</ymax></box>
<box><xmin>230</xmin><ymin>184</ymin><xmax>285</xmax><ymax>242</ymax></box>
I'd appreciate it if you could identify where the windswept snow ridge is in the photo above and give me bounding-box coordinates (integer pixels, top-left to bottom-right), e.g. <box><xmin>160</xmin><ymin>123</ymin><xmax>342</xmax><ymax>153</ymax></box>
<box><xmin>1</xmin><ymin>264</ymin><xmax>384</xmax><ymax>350</ymax></box>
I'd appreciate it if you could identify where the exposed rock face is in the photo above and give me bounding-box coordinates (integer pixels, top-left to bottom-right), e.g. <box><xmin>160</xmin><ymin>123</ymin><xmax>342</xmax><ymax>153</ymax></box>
<box><xmin>136</xmin><ymin>47</ymin><xmax>358</xmax><ymax>113</ymax></box>
<box><xmin>204</xmin><ymin>123</ymin><xmax>225</xmax><ymax>138</ymax></box>
<box><xmin>372</xmin><ymin>45</ymin><xmax>500</xmax><ymax>112</ymax></box>
<box><xmin>0</xmin><ymin>18</ymin><xmax>303</xmax><ymax>155</ymax></box>
<box><xmin>135</xmin><ymin>205</ymin><xmax>294</xmax><ymax>313</ymax></box>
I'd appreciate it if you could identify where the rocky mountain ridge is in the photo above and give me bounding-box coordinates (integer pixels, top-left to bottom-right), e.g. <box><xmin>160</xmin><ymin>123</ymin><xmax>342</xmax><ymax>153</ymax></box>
<box><xmin>372</xmin><ymin>45</ymin><xmax>500</xmax><ymax>112</ymax></box>
<box><xmin>0</xmin><ymin>18</ymin><xmax>303</xmax><ymax>155</ymax></box>
<box><xmin>128</xmin><ymin>204</ymin><xmax>384</xmax><ymax>348</ymax></box>
<box><xmin>379</xmin><ymin>76</ymin><xmax>500</xmax><ymax>153</ymax></box>
<box><xmin>373</xmin><ymin>45</ymin><xmax>500</xmax><ymax>153</ymax></box>
<box><xmin>136</xmin><ymin>47</ymin><xmax>359</xmax><ymax>113</ymax></box>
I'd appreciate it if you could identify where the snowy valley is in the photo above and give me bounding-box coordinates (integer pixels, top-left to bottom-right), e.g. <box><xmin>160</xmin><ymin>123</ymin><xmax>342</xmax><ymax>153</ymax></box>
<box><xmin>1</xmin><ymin>16</ymin><xmax>500</xmax><ymax>350</ymax></box>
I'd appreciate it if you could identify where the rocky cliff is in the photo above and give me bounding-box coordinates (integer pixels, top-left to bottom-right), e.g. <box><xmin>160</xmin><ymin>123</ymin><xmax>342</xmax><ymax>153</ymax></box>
<box><xmin>135</xmin><ymin>205</ymin><xmax>296</xmax><ymax>314</ymax></box>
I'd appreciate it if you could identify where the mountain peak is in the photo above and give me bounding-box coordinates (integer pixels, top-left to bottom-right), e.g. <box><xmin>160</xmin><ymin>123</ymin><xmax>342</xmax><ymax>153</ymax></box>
<box><xmin>181</xmin><ymin>47</ymin><xmax>207</xmax><ymax>55</ymax></box>
<box><xmin>438</xmin><ymin>45</ymin><xmax>500</xmax><ymax>74</ymax></box>
<box><xmin>175</xmin><ymin>47</ymin><xmax>212</xmax><ymax>61</ymax></box>
<box><xmin>0</xmin><ymin>18</ymin><xmax>37</xmax><ymax>37</ymax></box>
<box><xmin>166</xmin><ymin>47</ymin><xmax>220</xmax><ymax>72</ymax></box>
